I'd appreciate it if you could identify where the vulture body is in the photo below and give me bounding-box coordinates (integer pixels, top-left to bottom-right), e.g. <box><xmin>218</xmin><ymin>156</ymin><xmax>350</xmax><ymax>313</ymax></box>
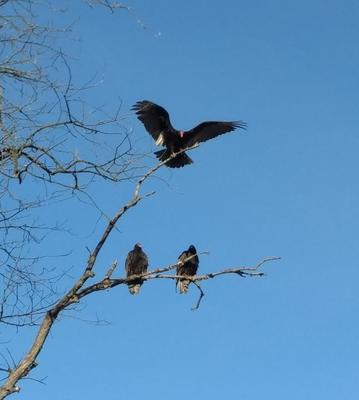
<box><xmin>132</xmin><ymin>100</ymin><xmax>246</xmax><ymax>168</ymax></box>
<box><xmin>176</xmin><ymin>245</ymin><xmax>199</xmax><ymax>294</ymax></box>
<box><xmin>125</xmin><ymin>243</ymin><xmax>149</xmax><ymax>295</ymax></box>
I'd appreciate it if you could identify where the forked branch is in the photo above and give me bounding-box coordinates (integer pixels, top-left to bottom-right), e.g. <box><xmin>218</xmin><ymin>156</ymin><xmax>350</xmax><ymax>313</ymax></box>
<box><xmin>0</xmin><ymin>149</ymin><xmax>279</xmax><ymax>399</ymax></box>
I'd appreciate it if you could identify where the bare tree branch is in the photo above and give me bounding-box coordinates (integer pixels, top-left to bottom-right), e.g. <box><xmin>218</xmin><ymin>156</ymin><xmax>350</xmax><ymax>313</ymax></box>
<box><xmin>0</xmin><ymin>2</ymin><xmax>278</xmax><ymax>399</ymax></box>
<box><xmin>0</xmin><ymin>142</ymin><xmax>281</xmax><ymax>396</ymax></box>
<box><xmin>0</xmin><ymin>0</ymin><xmax>140</xmax><ymax>327</ymax></box>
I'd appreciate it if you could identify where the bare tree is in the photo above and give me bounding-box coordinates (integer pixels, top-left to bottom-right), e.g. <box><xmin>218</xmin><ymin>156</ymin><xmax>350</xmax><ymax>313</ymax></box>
<box><xmin>0</xmin><ymin>150</ymin><xmax>280</xmax><ymax>398</ymax></box>
<box><xmin>0</xmin><ymin>1</ymin><xmax>280</xmax><ymax>398</ymax></box>
<box><xmin>0</xmin><ymin>0</ymin><xmax>140</xmax><ymax>328</ymax></box>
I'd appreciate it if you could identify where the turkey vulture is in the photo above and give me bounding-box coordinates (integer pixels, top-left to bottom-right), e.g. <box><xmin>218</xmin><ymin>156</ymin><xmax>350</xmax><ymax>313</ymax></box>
<box><xmin>132</xmin><ymin>100</ymin><xmax>247</xmax><ymax>168</ymax></box>
<box><xmin>125</xmin><ymin>243</ymin><xmax>149</xmax><ymax>295</ymax></box>
<box><xmin>176</xmin><ymin>245</ymin><xmax>199</xmax><ymax>294</ymax></box>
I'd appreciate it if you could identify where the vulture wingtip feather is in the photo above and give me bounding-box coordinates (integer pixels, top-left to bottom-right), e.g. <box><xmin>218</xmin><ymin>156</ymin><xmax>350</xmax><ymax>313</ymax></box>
<box><xmin>233</xmin><ymin>120</ymin><xmax>248</xmax><ymax>130</ymax></box>
<box><xmin>131</xmin><ymin>100</ymin><xmax>151</xmax><ymax>112</ymax></box>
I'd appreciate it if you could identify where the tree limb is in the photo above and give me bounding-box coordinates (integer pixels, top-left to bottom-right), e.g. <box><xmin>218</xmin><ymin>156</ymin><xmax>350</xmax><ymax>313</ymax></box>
<box><xmin>0</xmin><ymin>143</ymin><xmax>281</xmax><ymax>398</ymax></box>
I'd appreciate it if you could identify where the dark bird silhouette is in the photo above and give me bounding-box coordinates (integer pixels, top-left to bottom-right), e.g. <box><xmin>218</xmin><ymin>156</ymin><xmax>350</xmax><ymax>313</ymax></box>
<box><xmin>132</xmin><ymin>100</ymin><xmax>247</xmax><ymax>168</ymax></box>
<box><xmin>176</xmin><ymin>245</ymin><xmax>199</xmax><ymax>294</ymax></box>
<box><xmin>125</xmin><ymin>243</ymin><xmax>149</xmax><ymax>295</ymax></box>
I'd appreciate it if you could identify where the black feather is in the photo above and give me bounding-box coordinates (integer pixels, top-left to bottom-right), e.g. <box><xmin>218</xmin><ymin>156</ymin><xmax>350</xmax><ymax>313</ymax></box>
<box><xmin>125</xmin><ymin>243</ymin><xmax>149</xmax><ymax>295</ymax></box>
<box><xmin>133</xmin><ymin>100</ymin><xmax>246</xmax><ymax>168</ymax></box>
<box><xmin>176</xmin><ymin>245</ymin><xmax>199</xmax><ymax>294</ymax></box>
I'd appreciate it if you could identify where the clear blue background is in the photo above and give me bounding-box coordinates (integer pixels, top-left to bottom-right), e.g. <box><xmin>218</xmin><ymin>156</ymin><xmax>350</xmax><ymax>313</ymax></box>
<box><xmin>17</xmin><ymin>0</ymin><xmax>359</xmax><ymax>399</ymax></box>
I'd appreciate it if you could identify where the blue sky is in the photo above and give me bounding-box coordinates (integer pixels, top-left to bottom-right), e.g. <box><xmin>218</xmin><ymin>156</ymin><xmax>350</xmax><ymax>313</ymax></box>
<box><xmin>15</xmin><ymin>0</ymin><xmax>359</xmax><ymax>399</ymax></box>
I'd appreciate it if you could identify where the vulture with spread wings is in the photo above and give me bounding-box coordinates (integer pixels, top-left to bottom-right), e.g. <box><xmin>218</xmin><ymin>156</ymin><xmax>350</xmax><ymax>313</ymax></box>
<box><xmin>176</xmin><ymin>245</ymin><xmax>199</xmax><ymax>294</ymax></box>
<box><xmin>132</xmin><ymin>100</ymin><xmax>247</xmax><ymax>168</ymax></box>
<box><xmin>125</xmin><ymin>243</ymin><xmax>149</xmax><ymax>295</ymax></box>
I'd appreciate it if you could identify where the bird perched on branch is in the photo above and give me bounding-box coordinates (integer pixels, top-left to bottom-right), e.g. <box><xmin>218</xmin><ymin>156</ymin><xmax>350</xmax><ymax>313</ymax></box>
<box><xmin>176</xmin><ymin>245</ymin><xmax>199</xmax><ymax>294</ymax></box>
<box><xmin>132</xmin><ymin>100</ymin><xmax>247</xmax><ymax>168</ymax></box>
<box><xmin>125</xmin><ymin>243</ymin><xmax>149</xmax><ymax>295</ymax></box>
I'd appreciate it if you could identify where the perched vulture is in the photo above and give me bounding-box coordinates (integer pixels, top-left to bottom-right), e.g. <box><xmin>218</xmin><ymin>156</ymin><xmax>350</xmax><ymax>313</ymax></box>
<box><xmin>125</xmin><ymin>243</ymin><xmax>149</xmax><ymax>295</ymax></box>
<box><xmin>132</xmin><ymin>100</ymin><xmax>246</xmax><ymax>168</ymax></box>
<box><xmin>176</xmin><ymin>245</ymin><xmax>199</xmax><ymax>294</ymax></box>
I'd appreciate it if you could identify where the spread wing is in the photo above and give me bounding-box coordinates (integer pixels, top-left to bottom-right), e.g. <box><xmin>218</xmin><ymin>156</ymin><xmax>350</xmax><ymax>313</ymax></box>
<box><xmin>132</xmin><ymin>100</ymin><xmax>175</xmax><ymax>142</ymax></box>
<box><xmin>182</xmin><ymin>120</ymin><xmax>247</xmax><ymax>148</ymax></box>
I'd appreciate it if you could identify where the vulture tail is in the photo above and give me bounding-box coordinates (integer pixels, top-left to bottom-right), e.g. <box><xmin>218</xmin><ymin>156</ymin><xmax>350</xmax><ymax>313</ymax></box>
<box><xmin>128</xmin><ymin>282</ymin><xmax>142</xmax><ymax>295</ymax></box>
<box><xmin>154</xmin><ymin>150</ymin><xmax>193</xmax><ymax>168</ymax></box>
<box><xmin>177</xmin><ymin>279</ymin><xmax>190</xmax><ymax>294</ymax></box>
